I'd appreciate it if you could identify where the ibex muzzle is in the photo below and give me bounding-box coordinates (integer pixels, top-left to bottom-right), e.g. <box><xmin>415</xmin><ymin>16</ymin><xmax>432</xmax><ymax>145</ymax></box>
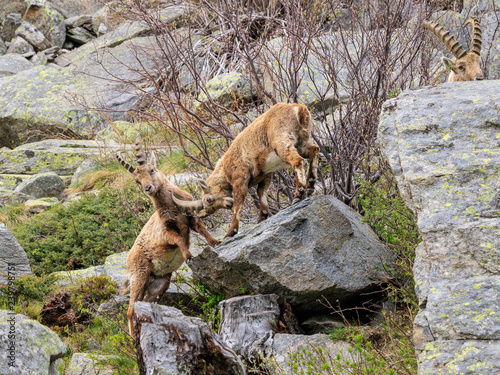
<box><xmin>424</xmin><ymin>17</ymin><xmax>484</xmax><ymax>82</ymax></box>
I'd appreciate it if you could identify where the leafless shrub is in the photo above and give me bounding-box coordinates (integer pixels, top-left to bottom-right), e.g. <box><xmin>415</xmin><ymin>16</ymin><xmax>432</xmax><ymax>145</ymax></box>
<box><xmin>75</xmin><ymin>0</ymin><xmax>497</xmax><ymax>214</ymax></box>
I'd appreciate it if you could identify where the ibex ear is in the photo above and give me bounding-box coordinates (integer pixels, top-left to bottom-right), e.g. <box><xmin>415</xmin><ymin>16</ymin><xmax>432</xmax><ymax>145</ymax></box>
<box><xmin>442</xmin><ymin>57</ymin><xmax>458</xmax><ymax>72</ymax></box>
<box><xmin>197</xmin><ymin>179</ymin><xmax>210</xmax><ymax>194</ymax></box>
<box><xmin>149</xmin><ymin>152</ymin><xmax>157</xmax><ymax>168</ymax></box>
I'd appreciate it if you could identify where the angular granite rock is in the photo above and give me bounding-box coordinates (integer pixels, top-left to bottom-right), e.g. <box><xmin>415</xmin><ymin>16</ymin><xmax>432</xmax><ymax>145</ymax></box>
<box><xmin>190</xmin><ymin>195</ymin><xmax>392</xmax><ymax>316</ymax></box>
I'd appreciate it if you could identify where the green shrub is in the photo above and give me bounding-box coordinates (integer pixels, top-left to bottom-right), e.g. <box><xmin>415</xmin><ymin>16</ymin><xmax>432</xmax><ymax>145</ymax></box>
<box><xmin>13</xmin><ymin>273</ymin><xmax>58</xmax><ymax>301</ymax></box>
<box><xmin>8</xmin><ymin>187</ymin><xmax>152</xmax><ymax>276</ymax></box>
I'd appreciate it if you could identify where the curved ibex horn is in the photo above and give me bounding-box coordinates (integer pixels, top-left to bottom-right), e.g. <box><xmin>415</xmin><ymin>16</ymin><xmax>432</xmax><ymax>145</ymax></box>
<box><xmin>115</xmin><ymin>152</ymin><xmax>135</xmax><ymax>173</ymax></box>
<box><xmin>135</xmin><ymin>133</ymin><xmax>147</xmax><ymax>165</ymax></box>
<box><xmin>171</xmin><ymin>192</ymin><xmax>204</xmax><ymax>211</ymax></box>
<box><xmin>465</xmin><ymin>17</ymin><xmax>482</xmax><ymax>55</ymax></box>
<box><xmin>423</xmin><ymin>20</ymin><xmax>467</xmax><ymax>59</ymax></box>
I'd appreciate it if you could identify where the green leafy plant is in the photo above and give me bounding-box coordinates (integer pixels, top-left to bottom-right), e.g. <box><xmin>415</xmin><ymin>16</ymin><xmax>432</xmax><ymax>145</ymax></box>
<box><xmin>5</xmin><ymin>187</ymin><xmax>152</xmax><ymax>276</ymax></box>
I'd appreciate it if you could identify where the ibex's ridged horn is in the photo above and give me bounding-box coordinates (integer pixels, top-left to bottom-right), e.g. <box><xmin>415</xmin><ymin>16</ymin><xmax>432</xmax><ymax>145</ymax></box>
<box><xmin>115</xmin><ymin>152</ymin><xmax>135</xmax><ymax>173</ymax></box>
<box><xmin>171</xmin><ymin>192</ymin><xmax>204</xmax><ymax>212</ymax></box>
<box><xmin>465</xmin><ymin>17</ymin><xmax>482</xmax><ymax>55</ymax></box>
<box><xmin>423</xmin><ymin>20</ymin><xmax>467</xmax><ymax>59</ymax></box>
<box><xmin>135</xmin><ymin>133</ymin><xmax>147</xmax><ymax>165</ymax></box>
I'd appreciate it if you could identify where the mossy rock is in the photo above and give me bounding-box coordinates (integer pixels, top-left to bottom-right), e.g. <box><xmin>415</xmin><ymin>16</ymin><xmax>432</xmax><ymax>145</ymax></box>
<box><xmin>23</xmin><ymin>1</ymin><xmax>66</xmax><ymax>48</ymax></box>
<box><xmin>0</xmin><ymin>310</ymin><xmax>66</xmax><ymax>375</ymax></box>
<box><xmin>24</xmin><ymin>196</ymin><xmax>60</xmax><ymax>213</ymax></box>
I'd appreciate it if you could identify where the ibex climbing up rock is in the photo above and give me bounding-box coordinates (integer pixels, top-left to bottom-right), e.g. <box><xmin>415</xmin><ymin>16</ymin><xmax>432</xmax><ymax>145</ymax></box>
<box><xmin>172</xmin><ymin>103</ymin><xmax>320</xmax><ymax>238</ymax></box>
<box><xmin>116</xmin><ymin>134</ymin><xmax>220</xmax><ymax>337</ymax></box>
<box><xmin>424</xmin><ymin>17</ymin><xmax>484</xmax><ymax>82</ymax></box>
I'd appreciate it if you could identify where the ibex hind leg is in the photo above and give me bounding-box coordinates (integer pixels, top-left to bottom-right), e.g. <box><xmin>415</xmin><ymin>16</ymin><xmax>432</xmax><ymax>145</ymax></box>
<box><xmin>144</xmin><ymin>274</ymin><xmax>172</xmax><ymax>303</ymax></box>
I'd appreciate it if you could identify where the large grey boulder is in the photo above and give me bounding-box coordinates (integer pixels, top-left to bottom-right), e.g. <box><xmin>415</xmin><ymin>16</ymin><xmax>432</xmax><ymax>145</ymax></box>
<box><xmin>0</xmin><ymin>188</ymin><xmax>33</xmax><ymax>206</ymax></box>
<box><xmin>0</xmin><ymin>310</ymin><xmax>66</xmax><ymax>375</ymax></box>
<box><xmin>190</xmin><ymin>195</ymin><xmax>392</xmax><ymax>316</ymax></box>
<box><xmin>0</xmin><ymin>224</ymin><xmax>31</xmax><ymax>283</ymax></box>
<box><xmin>218</xmin><ymin>295</ymin><xmax>281</xmax><ymax>362</ymax></box>
<box><xmin>378</xmin><ymin>80</ymin><xmax>500</xmax><ymax>374</ymax></box>
<box><xmin>14</xmin><ymin>172</ymin><xmax>65</xmax><ymax>199</ymax></box>
<box><xmin>134</xmin><ymin>302</ymin><xmax>246</xmax><ymax>375</ymax></box>
<box><xmin>0</xmin><ymin>54</ymin><xmax>33</xmax><ymax>78</ymax></box>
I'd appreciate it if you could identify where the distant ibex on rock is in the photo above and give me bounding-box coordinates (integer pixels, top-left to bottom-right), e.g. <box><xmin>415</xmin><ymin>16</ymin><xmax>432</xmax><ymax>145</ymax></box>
<box><xmin>172</xmin><ymin>103</ymin><xmax>320</xmax><ymax>238</ymax></box>
<box><xmin>423</xmin><ymin>17</ymin><xmax>484</xmax><ymax>82</ymax></box>
<box><xmin>116</xmin><ymin>134</ymin><xmax>220</xmax><ymax>337</ymax></box>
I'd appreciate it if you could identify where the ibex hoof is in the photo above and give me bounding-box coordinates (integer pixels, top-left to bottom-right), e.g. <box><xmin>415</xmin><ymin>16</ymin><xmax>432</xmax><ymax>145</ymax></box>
<box><xmin>307</xmin><ymin>188</ymin><xmax>315</xmax><ymax>196</ymax></box>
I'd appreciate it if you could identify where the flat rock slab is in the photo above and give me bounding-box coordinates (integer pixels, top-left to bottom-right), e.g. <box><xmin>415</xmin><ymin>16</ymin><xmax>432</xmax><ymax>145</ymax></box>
<box><xmin>190</xmin><ymin>195</ymin><xmax>391</xmax><ymax>316</ymax></box>
<box><xmin>378</xmin><ymin>80</ymin><xmax>500</xmax><ymax>374</ymax></box>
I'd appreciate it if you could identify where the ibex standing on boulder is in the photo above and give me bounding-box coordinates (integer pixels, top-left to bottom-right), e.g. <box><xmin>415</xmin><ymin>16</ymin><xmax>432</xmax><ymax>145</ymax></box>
<box><xmin>424</xmin><ymin>17</ymin><xmax>484</xmax><ymax>82</ymax></box>
<box><xmin>116</xmin><ymin>135</ymin><xmax>220</xmax><ymax>337</ymax></box>
<box><xmin>172</xmin><ymin>103</ymin><xmax>320</xmax><ymax>238</ymax></box>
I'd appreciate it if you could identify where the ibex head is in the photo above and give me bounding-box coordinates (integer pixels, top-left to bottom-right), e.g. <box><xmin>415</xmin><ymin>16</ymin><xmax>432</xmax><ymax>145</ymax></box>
<box><xmin>116</xmin><ymin>134</ymin><xmax>161</xmax><ymax>196</ymax></box>
<box><xmin>424</xmin><ymin>17</ymin><xmax>484</xmax><ymax>82</ymax></box>
<box><xmin>171</xmin><ymin>179</ymin><xmax>234</xmax><ymax>217</ymax></box>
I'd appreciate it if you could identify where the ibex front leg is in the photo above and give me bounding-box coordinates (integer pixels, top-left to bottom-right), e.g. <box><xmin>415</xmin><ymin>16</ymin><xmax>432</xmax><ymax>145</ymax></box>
<box><xmin>276</xmin><ymin>144</ymin><xmax>308</xmax><ymax>201</ymax></box>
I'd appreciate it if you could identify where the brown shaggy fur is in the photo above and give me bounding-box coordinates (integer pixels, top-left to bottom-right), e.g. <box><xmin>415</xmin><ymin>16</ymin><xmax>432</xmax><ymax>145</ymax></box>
<box><xmin>116</xmin><ymin>148</ymin><xmax>219</xmax><ymax>337</ymax></box>
<box><xmin>174</xmin><ymin>103</ymin><xmax>320</xmax><ymax>238</ymax></box>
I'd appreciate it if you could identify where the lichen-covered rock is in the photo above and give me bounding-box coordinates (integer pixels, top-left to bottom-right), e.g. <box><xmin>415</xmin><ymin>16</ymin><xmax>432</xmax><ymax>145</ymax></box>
<box><xmin>268</xmin><ymin>333</ymin><xmax>354</xmax><ymax>374</ymax></box>
<box><xmin>6</xmin><ymin>36</ymin><xmax>34</xmax><ymax>55</ymax></box>
<box><xmin>14</xmin><ymin>172</ymin><xmax>65</xmax><ymax>199</ymax></box>
<box><xmin>51</xmin><ymin>265</ymin><xmax>104</xmax><ymax>287</ymax></box>
<box><xmin>102</xmin><ymin>251</ymin><xmax>128</xmax><ymax>286</ymax></box>
<box><xmin>65</xmin><ymin>353</ymin><xmax>117</xmax><ymax>375</ymax></box>
<box><xmin>134</xmin><ymin>302</ymin><xmax>246</xmax><ymax>375</ymax></box>
<box><xmin>24</xmin><ymin>197</ymin><xmax>59</xmax><ymax>213</ymax></box>
<box><xmin>23</xmin><ymin>1</ymin><xmax>66</xmax><ymax>49</ymax></box>
<box><xmin>0</xmin><ymin>188</ymin><xmax>33</xmax><ymax>206</ymax></box>
<box><xmin>0</xmin><ymin>54</ymin><xmax>33</xmax><ymax>78</ymax></box>
<box><xmin>15</xmin><ymin>21</ymin><xmax>52</xmax><ymax>51</ymax></box>
<box><xmin>0</xmin><ymin>310</ymin><xmax>66</xmax><ymax>375</ymax></box>
<box><xmin>218</xmin><ymin>294</ymin><xmax>281</xmax><ymax>362</ymax></box>
<box><xmin>378</xmin><ymin>80</ymin><xmax>500</xmax><ymax>374</ymax></box>
<box><xmin>190</xmin><ymin>195</ymin><xmax>392</xmax><ymax>316</ymax></box>
<box><xmin>1</xmin><ymin>13</ymin><xmax>22</xmax><ymax>42</ymax></box>
<box><xmin>199</xmin><ymin>72</ymin><xmax>255</xmax><ymax>107</ymax></box>
<box><xmin>0</xmin><ymin>224</ymin><xmax>31</xmax><ymax>283</ymax></box>
<box><xmin>0</xmin><ymin>140</ymin><xmax>100</xmax><ymax>175</ymax></box>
